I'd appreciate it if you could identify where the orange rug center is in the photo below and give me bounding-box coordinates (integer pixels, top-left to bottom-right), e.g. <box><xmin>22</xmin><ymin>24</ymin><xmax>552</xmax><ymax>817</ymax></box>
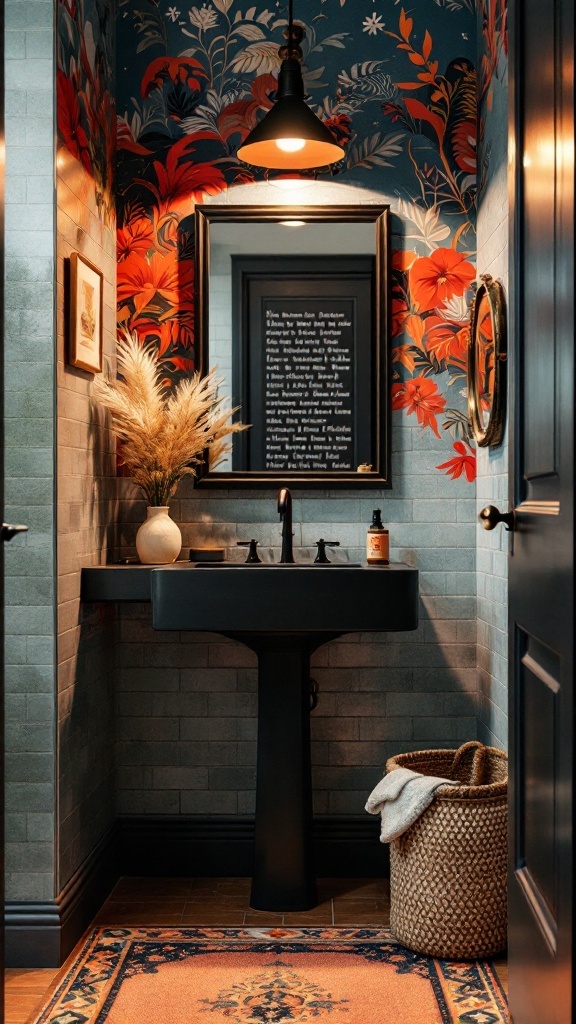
<box><xmin>32</xmin><ymin>928</ymin><xmax>508</xmax><ymax>1024</ymax></box>
<box><xmin>107</xmin><ymin>950</ymin><xmax>438</xmax><ymax>1023</ymax></box>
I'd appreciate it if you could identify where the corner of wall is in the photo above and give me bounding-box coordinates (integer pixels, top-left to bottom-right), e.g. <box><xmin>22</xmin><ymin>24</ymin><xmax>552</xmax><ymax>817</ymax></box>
<box><xmin>475</xmin><ymin>1</ymin><xmax>509</xmax><ymax>751</ymax></box>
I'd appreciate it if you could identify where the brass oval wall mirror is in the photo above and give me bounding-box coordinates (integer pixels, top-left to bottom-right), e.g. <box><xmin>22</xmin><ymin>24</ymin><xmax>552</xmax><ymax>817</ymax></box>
<box><xmin>467</xmin><ymin>274</ymin><xmax>507</xmax><ymax>447</ymax></box>
<box><xmin>194</xmin><ymin>204</ymin><xmax>390</xmax><ymax>487</ymax></box>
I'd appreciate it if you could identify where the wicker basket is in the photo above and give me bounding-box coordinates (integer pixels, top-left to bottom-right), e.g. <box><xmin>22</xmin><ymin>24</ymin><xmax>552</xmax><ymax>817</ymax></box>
<box><xmin>387</xmin><ymin>740</ymin><xmax>507</xmax><ymax>960</ymax></box>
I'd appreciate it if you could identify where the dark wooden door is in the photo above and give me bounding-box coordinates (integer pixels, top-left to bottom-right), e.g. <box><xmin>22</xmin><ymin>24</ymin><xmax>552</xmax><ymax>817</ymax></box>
<box><xmin>508</xmin><ymin>0</ymin><xmax>574</xmax><ymax>1021</ymax></box>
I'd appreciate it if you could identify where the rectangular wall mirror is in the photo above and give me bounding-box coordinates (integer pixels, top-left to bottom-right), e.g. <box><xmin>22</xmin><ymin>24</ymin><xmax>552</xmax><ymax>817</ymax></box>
<box><xmin>195</xmin><ymin>204</ymin><xmax>390</xmax><ymax>487</ymax></box>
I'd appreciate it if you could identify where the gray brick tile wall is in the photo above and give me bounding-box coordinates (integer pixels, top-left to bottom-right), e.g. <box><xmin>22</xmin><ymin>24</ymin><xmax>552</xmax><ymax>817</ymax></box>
<box><xmin>4</xmin><ymin>0</ymin><xmax>57</xmax><ymax>902</ymax></box>
<box><xmin>54</xmin><ymin>15</ymin><xmax>117</xmax><ymax>891</ymax></box>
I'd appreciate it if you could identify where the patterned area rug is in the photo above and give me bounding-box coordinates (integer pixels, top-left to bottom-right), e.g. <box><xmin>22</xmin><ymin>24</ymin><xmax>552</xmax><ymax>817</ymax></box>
<box><xmin>33</xmin><ymin>927</ymin><xmax>508</xmax><ymax>1024</ymax></box>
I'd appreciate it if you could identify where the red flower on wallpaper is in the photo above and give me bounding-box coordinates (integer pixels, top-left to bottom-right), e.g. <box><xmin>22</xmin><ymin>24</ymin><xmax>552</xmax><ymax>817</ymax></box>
<box><xmin>424</xmin><ymin>315</ymin><xmax>469</xmax><ymax>364</ymax></box>
<box><xmin>141</xmin><ymin>57</ymin><xmax>208</xmax><ymax>98</ymax></box>
<box><xmin>409</xmin><ymin>248</ymin><xmax>476</xmax><ymax>311</ymax></box>
<box><xmin>217</xmin><ymin>74</ymin><xmax>276</xmax><ymax>145</ymax></box>
<box><xmin>437</xmin><ymin>441</ymin><xmax>476</xmax><ymax>482</ymax></box>
<box><xmin>391</xmin><ymin>295</ymin><xmax>410</xmax><ymax>338</ymax></box>
<box><xmin>117</xmin><ymin>217</ymin><xmax>155</xmax><ymax>261</ymax></box>
<box><xmin>392</xmin><ymin>250</ymin><xmax>418</xmax><ymax>272</ymax></box>
<box><xmin>117</xmin><ymin>250</ymin><xmax>193</xmax><ymax>316</ymax></box>
<box><xmin>135</xmin><ymin>137</ymin><xmax>226</xmax><ymax>216</ymax></box>
<box><xmin>117</xmin><ymin>116</ymin><xmax>153</xmax><ymax>156</ymax></box>
<box><xmin>392</xmin><ymin>376</ymin><xmax>447</xmax><ymax>438</ymax></box>
<box><xmin>452</xmin><ymin>118</ymin><xmax>477</xmax><ymax>173</ymax></box>
<box><xmin>323</xmin><ymin>113</ymin><xmax>353</xmax><ymax>146</ymax></box>
<box><xmin>129</xmin><ymin>313</ymin><xmax>194</xmax><ymax>359</ymax></box>
<box><xmin>57</xmin><ymin>69</ymin><xmax>91</xmax><ymax>173</ymax></box>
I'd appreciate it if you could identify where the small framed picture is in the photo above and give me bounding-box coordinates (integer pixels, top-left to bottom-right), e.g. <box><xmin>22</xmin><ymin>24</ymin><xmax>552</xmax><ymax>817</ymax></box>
<box><xmin>68</xmin><ymin>252</ymin><xmax>103</xmax><ymax>373</ymax></box>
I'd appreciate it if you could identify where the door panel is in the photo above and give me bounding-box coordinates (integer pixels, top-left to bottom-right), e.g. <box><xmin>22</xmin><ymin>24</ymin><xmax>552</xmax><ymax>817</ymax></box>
<box><xmin>517</xmin><ymin>630</ymin><xmax>559</xmax><ymax>942</ymax></box>
<box><xmin>521</xmin><ymin>2</ymin><xmax>557</xmax><ymax>481</ymax></box>
<box><xmin>508</xmin><ymin>0</ymin><xmax>574</xmax><ymax>1021</ymax></box>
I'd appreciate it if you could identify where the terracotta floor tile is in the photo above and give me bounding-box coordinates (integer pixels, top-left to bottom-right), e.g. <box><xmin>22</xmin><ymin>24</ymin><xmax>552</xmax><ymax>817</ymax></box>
<box><xmin>183</xmin><ymin>894</ymin><xmax>247</xmax><ymax>909</ymax></box>
<box><xmin>243</xmin><ymin>911</ymin><xmax>285</xmax><ymax>925</ymax></box>
<box><xmin>494</xmin><ymin>959</ymin><xmax>508</xmax><ymax>993</ymax></box>
<box><xmin>187</xmin><ymin>877</ymin><xmax>225</xmax><ymax>890</ymax></box>
<box><xmin>282</xmin><ymin>904</ymin><xmax>334</xmax><ymax>926</ymax></box>
<box><xmin>110</xmin><ymin>878</ymin><xmax>193</xmax><ymax>900</ymax></box>
<box><xmin>96</xmin><ymin>900</ymin><xmax>186</xmax><ymax>917</ymax></box>
<box><xmin>5</xmin><ymin>968</ymin><xmax>58</xmax><ymax>990</ymax></box>
<box><xmin>216</xmin><ymin>878</ymin><xmax>252</xmax><ymax>896</ymax></box>
<box><xmin>180</xmin><ymin>909</ymin><xmax>246</xmax><ymax>925</ymax></box>
<box><xmin>332</xmin><ymin>898</ymin><xmax>391</xmax><ymax>926</ymax></box>
<box><xmin>317</xmin><ymin>878</ymin><xmax>389</xmax><ymax>900</ymax></box>
<box><xmin>5</xmin><ymin>998</ymin><xmax>52</xmax><ymax>1024</ymax></box>
<box><xmin>93</xmin><ymin>912</ymin><xmax>184</xmax><ymax>927</ymax></box>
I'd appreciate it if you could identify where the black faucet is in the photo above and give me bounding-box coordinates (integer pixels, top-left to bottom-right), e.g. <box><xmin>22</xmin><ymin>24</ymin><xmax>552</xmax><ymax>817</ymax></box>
<box><xmin>278</xmin><ymin>487</ymin><xmax>295</xmax><ymax>563</ymax></box>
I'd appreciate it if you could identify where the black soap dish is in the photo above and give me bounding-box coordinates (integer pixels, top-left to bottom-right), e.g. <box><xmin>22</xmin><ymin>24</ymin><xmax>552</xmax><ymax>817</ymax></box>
<box><xmin>189</xmin><ymin>548</ymin><xmax>226</xmax><ymax>562</ymax></box>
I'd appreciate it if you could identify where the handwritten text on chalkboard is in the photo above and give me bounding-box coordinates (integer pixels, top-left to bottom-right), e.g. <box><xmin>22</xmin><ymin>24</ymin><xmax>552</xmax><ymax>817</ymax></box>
<box><xmin>264</xmin><ymin>300</ymin><xmax>355</xmax><ymax>471</ymax></box>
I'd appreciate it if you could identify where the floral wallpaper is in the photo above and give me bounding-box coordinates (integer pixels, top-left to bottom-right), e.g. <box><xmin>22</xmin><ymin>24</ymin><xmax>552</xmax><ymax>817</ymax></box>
<box><xmin>57</xmin><ymin>0</ymin><xmax>116</xmax><ymax>225</ymax></box>
<box><xmin>114</xmin><ymin>0</ymin><xmax>477</xmax><ymax>482</ymax></box>
<box><xmin>478</xmin><ymin>0</ymin><xmax>507</xmax><ymax>196</ymax></box>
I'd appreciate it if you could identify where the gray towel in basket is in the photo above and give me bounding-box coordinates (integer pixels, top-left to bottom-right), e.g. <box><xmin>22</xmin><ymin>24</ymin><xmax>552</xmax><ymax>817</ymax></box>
<box><xmin>365</xmin><ymin>767</ymin><xmax>457</xmax><ymax>842</ymax></box>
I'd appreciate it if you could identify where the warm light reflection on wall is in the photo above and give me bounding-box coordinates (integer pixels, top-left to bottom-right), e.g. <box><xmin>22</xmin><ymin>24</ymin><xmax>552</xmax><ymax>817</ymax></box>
<box><xmin>522</xmin><ymin>131</ymin><xmax>558</xmax><ymax>200</ymax></box>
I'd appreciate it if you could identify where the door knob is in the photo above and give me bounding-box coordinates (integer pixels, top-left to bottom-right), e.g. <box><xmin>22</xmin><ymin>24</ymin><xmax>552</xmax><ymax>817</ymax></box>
<box><xmin>1</xmin><ymin>523</ymin><xmax>29</xmax><ymax>542</ymax></box>
<box><xmin>478</xmin><ymin>505</ymin><xmax>515</xmax><ymax>531</ymax></box>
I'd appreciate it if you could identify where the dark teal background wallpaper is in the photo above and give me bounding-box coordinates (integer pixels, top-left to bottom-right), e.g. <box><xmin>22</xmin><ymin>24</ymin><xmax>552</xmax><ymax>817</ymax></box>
<box><xmin>112</xmin><ymin>0</ymin><xmax>477</xmax><ymax>480</ymax></box>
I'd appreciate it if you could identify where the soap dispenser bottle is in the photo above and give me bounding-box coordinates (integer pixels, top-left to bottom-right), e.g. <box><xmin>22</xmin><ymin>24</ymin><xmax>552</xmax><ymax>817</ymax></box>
<box><xmin>366</xmin><ymin>509</ymin><xmax>389</xmax><ymax>565</ymax></box>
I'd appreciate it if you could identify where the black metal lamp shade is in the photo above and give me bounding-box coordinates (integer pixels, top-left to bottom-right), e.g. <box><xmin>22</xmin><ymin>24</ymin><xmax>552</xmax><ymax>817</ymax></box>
<box><xmin>237</xmin><ymin>58</ymin><xmax>345</xmax><ymax>170</ymax></box>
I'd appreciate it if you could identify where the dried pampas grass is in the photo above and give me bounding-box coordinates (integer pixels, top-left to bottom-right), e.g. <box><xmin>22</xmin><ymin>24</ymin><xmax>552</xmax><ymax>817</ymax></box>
<box><xmin>93</xmin><ymin>331</ymin><xmax>247</xmax><ymax>505</ymax></box>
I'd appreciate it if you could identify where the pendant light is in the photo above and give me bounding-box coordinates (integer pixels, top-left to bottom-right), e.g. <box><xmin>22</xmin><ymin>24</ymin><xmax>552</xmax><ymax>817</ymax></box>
<box><xmin>237</xmin><ymin>0</ymin><xmax>345</xmax><ymax>171</ymax></box>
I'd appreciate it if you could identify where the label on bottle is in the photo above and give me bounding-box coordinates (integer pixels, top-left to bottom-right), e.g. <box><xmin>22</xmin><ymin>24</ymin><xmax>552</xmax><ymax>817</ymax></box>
<box><xmin>367</xmin><ymin>530</ymin><xmax>389</xmax><ymax>563</ymax></box>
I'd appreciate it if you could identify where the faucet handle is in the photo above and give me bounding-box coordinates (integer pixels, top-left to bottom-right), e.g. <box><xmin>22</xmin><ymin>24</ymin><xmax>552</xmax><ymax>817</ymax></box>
<box><xmin>314</xmin><ymin>539</ymin><xmax>340</xmax><ymax>564</ymax></box>
<box><xmin>237</xmin><ymin>540</ymin><xmax>262</xmax><ymax>564</ymax></box>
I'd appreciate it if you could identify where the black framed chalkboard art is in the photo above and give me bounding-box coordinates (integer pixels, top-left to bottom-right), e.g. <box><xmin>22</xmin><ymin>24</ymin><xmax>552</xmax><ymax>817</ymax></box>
<box><xmin>195</xmin><ymin>204</ymin><xmax>390</xmax><ymax>487</ymax></box>
<box><xmin>232</xmin><ymin>255</ymin><xmax>373</xmax><ymax>475</ymax></box>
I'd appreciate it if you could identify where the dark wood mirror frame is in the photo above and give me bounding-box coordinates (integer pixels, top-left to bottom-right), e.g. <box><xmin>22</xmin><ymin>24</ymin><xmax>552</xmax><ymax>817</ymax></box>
<box><xmin>467</xmin><ymin>273</ymin><xmax>507</xmax><ymax>448</ymax></box>
<box><xmin>194</xmin><ymin>204</ymin><xmax>390</xmax><ymax>488</ymax></box>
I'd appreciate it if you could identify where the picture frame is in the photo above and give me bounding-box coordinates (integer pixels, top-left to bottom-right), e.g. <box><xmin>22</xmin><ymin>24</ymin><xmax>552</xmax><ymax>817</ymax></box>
<box><xmin>68</xmin><ymin>252</ymin><xmax>103</xmax><ymax>373</ymax></box>
<box><xmin>467</xmin><ymin>273</ymin><xmax>507</xmax><ymax>448</ymax></box>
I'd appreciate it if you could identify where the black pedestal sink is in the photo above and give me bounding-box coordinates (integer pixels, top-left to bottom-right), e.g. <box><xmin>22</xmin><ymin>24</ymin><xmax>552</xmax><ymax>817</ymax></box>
<box><xmin>81</xmin><ymin>561</ymin><xmax>419</xmax><ymax>911</ymax></box>
<box><xmin>151</xmin><ymin>562</ymin><xmax>419</xmax><ymax>911</ymax></box>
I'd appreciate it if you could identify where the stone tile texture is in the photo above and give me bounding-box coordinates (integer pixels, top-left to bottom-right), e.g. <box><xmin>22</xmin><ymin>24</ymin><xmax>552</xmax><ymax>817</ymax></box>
<box><xmin>4</xmin><ymin>0</ymin><xmax>57</xmax><ymax>902</ymax></box>
<box><xmin>55</xmin><ymin>92</ymin><xmax>117</xmax><ymax>889</ymax></box>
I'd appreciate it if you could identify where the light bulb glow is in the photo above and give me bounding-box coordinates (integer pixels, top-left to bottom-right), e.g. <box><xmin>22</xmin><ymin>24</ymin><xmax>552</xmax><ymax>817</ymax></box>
<box><xmin>279</xmin><ymin>220</ymin><xmax>306</xmax><ymax>227</ymax></box>
<box><xmin>269</xmin><ymin>177</ymin><xmax>313</xmax><ymax>190</ymax></box>
<box><xmin>275</xmin><ymin>138</ymin><xmax>306</xmax><ymax>153</ymax></box>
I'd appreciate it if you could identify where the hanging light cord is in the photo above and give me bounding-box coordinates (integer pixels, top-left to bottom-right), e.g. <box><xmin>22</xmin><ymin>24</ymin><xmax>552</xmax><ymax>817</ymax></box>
<box><xmin>285</xmin><ymin>0</ymin><xmax>296</xmax><ymax>60</ymax></box>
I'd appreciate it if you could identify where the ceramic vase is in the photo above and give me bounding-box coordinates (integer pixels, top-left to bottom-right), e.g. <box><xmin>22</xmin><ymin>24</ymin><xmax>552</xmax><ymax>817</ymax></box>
<box><xmin>136</xmin><ymin>506</ymin><xmax>182</xmax><ymax>564</ymax></box>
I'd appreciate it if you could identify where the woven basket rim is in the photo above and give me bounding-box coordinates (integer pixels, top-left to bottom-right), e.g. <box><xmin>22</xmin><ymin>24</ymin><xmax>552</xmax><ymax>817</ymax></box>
<box><xmin>385</xmin><ymin>744</ymin><xmax>507</xmax><ymax>799</ymax></box>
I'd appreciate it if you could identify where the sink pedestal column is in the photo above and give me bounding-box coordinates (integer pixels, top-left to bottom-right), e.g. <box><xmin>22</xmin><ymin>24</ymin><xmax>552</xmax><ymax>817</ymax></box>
<box><xmin>233</xmin><ymin>632</ymin><xmax>340</xmax><ymax>912</ymax></box>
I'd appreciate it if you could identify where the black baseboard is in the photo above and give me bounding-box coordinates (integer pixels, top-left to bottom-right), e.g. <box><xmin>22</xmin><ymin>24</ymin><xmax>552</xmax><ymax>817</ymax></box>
<box><xmin>118</xmin><ymin>815</ymin><xmax>388</xmax><ymax>879</ymax></box>
<box><xmin>5</xmin><ymin>824</ymin><xmax>119</xmax><ymax>968</ymax></box>
<box><xmin>5</xmin><ymin>816</ymin><xmax>388</xmax><ymax>967</ymax></box>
